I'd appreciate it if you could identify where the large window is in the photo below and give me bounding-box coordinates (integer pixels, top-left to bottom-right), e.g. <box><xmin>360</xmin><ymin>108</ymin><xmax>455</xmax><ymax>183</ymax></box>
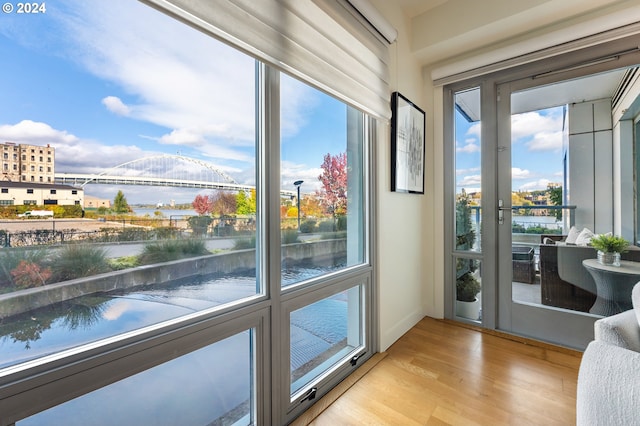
<box><xmin>17</xmin><ymin>330</ymin><xmax>256</xmax><ymax>425</ymax></box>
<box><xmin>0</xmin><ymin>0</ymin><xmax>259</xmax><ymax>372</ymax></box>
<box><xmin>0</xmin><ymin>2</ymin><xmax>374</xmax><ymax>424</ymax></box>
<box><xmin>280</xmin><ymin>74</ymin><xmax>366</xmax><ymax>287</ymax></box>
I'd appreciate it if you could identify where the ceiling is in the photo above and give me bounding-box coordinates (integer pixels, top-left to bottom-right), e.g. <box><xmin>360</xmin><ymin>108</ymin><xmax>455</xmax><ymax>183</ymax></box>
<box><xmin>392</xmin><ymin>0</ymin><xmax>449</xmax><ymax>17</ymax></box>
<box><xmin>387</xmin><ymin>0</ymin><xmax>637</xmax><ymax>68</ymax></box>
<box><xmin>386</xmin><ymin>0</ymin><xmax>638</xmax><ymax>118</ymax></box>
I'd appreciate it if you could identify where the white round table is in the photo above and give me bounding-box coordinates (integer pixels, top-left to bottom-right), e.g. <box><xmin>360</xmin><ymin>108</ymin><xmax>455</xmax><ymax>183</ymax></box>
<box><xmin>582</xmin><ymin>259</ymin><xmax>640</xmax><ymax>316</ymax></box>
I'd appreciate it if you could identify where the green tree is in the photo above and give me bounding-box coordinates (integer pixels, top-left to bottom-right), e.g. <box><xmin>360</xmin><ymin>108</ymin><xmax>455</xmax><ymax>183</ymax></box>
<box><xmin>113</xmin><ymin>190</ymin><xmax>130</xmax><ymax>214</ymax></box>
<box><xmin>236</xmin><ymin>190</ymin><xmax>256</xmax><ymax>215</ymax></box>
<box><xmin>549</xmin><ymin>186</ymin><xmax>563</xmax><ymax>220</ymax></box>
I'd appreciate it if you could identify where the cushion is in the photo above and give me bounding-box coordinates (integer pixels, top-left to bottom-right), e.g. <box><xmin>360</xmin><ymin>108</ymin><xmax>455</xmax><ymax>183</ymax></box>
<box><xmin>566</xmin><ymin>226</ymin><xmax>581</xmax><ymax>244</ymax></box>
<box><xmin>633</xmin><ymin>283</ymin><xmax>640</xmax><ymax>329</ymax></box>
<box><xmin>575</xmin><ymin>228</ymin><xmax>594</xmax><ymax>246</ymax></box>
<box><xmin>542</xmin><ymin>237</ymin><xmax>556</xmax><ymax>245</ymax></box>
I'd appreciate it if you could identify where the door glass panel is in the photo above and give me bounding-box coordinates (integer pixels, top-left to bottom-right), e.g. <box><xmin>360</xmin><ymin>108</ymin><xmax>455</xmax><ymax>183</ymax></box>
<box><xmin>455</xmin><ymin>257</ymin><xmax>482</xmax><ymax>321</ymax></box>
<box><xmin>280</xmin><ymin>74</ymin><xmax>366</xmax><ymax>288</ymax></box>
<box><xmin>0</xmin><ymin>2</ymin><xmax>259</xmax><ymax>371</ymax></box>
<box><xmin>509</xmin><ymin>102</ymin><xmax>565</xmax><ymax>307</ymax></box>
<box><xmin>18</xmin><ymin>330</ymin><xmax>255</xmax><ymax>425</ymax></box>
<box><xmin>290</xmin><ymin>285</ymin><xmax>363</xmax><ymax>396</ymax></box>
<box><xmin>454</xmin><ymin>88</ymin><xmax>482</xmax><ymax>322</ymax></box>
<box><xmin>454</xmin><ymin>88</ymin><xmax>482</xmax><ymax>252</ymax></box>
<box><xmin>510</xmin><ymin>67</ymin><xmax>640</xmax><ymax>317</ymax></box>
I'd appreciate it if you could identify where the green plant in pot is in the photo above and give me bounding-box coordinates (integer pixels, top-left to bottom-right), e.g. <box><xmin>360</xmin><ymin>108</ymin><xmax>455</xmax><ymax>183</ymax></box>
<box><xmin>455</xmin><ymin>191</ymin><xmax>482</xmax><ymax>319</ymax></box>
<box><xmin>456</xmin><ymin>266</ymin><xmax>481</xmax><ymax>302</ymax></box>
<box><xmin>590</xmin><ymin>234</ymin><xmax>628</xmax><ymax>266</ymax></box>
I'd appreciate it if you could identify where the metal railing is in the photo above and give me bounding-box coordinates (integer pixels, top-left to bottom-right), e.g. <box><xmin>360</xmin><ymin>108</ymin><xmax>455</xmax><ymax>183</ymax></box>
<box><xmin>470</xmin><ymin>205</ymin><xmax>576</xmax><ymax>229</ymax></box>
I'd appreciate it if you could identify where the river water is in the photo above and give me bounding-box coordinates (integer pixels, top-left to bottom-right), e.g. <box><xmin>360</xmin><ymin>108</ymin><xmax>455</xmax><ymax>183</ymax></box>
<box><xmin>131</xmin><ymin>207</ymin><xmax>199</xmax><ymax>217</ymax></box>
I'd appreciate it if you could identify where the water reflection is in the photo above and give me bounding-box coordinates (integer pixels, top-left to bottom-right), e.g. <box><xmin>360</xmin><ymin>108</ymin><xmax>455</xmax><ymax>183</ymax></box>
<box><xmin>1</xmin><ymin>296</ymin><xmax>109</xmax><ymax>350</ymax></box>
<box><xmin>0</xmin><ymin>264</ymin><xmax>343</xmax><ymax>369</ymax></box>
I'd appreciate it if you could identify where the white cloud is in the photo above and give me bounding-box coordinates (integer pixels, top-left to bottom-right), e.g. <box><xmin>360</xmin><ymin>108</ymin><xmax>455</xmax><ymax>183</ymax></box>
<box><xmin>467</xmin><ymin>123</ymin><xmax>481</xmax><ymax>138</ymax></box>
<box><xmin>457</xmin><ymin>174</ymin><xmax>481</xmax><ymax>187</ymax></box>
<box><xmin>527</xmin><ymin>131</ymin><xmax>563</xmax><ymax>152</ymax></box>
<box><xmin>511</xmin><ymin>167</ymin><xmax>532</xmax><ymax>180</ymax></box>
<box><xmin>456</xmin><ymin>139</ymin><xmax>480</xmax><ymax>153</ymax></box>
<box><xmin>281</xmin><ymin>160</ymin><xmax>323</xmax><ymax>192</ymax></box>
<box><xmin>456</xmin><ymin>167</ymin><xmax>480</xmax><ymax>176</ymax></box>
<box><xmin>102</xmin><ymin>96</ymin><xmax>131</xmax><ymax>116</ymax></box>
<box><xmin>512</xmin><ymin>110</ymin><xmax>564</xmax><ymax>152</ymax></box>
<box><xmin>0</xmin><ymin>120</ymin><xmax>78</xmax><ymax>145</ymax></box>
<box><xmin>52</xmin><ymin>0</ymin><xmax>313</xmax><ymax>152</ymax></box>
<box><xmin>519</xmin><ymin>179</ymin><xmax>551</xmax><ymax>191</ymax></box>
<box><xmin>0</xmin><ymin>120</ymin><xmax>145</xmax><ymax>172</ymax></box>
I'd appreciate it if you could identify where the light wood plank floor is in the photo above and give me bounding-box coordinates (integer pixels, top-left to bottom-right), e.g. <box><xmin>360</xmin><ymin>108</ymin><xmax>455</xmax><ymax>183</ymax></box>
<box><xmin>299</xmin><ymin>317</ymin><xmax>581</xmax><ymax>426</ymax></box>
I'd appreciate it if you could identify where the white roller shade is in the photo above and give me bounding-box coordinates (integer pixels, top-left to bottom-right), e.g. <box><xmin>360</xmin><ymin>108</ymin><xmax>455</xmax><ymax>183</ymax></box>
<box><xmin>142</xmin><ymin>0</ymin><xmax>392</xmax><ymax>119</ymax></box>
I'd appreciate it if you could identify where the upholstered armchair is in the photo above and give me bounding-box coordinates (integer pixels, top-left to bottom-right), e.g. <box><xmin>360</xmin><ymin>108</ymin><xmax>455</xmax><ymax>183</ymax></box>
<box><xmin>577</xmin><ymin>284</ymin><xmax>640</xmax><ymax>425</ymax></box>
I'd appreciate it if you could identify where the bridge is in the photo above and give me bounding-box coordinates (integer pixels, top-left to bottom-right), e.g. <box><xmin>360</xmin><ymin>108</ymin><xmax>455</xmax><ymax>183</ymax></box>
<box><xmin>54</xmin><ymin>154</ymin><xmax>296</xmax><ymax>196</ymax></box>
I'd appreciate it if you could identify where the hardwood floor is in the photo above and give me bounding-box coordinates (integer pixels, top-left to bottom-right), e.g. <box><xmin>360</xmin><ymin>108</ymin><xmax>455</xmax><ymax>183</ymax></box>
<box><xmin>296</xmin><ymin>317</ymin><xmax>581</xmax><ymax>426</ymax></box>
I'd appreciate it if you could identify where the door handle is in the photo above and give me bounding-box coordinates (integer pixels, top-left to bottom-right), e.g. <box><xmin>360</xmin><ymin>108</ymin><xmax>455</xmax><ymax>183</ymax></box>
<box><xmin>498</xmin><ymin>199</ymin><xmax>510</xmax><ymax>225</ymax></box>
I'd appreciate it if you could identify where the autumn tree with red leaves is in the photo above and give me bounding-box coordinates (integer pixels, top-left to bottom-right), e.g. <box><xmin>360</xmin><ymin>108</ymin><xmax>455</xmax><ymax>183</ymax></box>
<box><xmin>317</xmin><ymin>152</ymin><xmax>347</xmax><ymax>217</ymax></box>
<box><xmin>192</xmin><ymin>194</ymin><xmax>213</xmax><ymax>215</ymax></box>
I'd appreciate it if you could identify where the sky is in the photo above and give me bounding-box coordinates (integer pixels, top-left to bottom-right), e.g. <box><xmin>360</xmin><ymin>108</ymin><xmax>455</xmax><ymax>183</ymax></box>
<box><xmin>455</xmin><ymin>97</ymin><xmax>565</xmax><ymax>195</ymax></box>
<box><xmin>0</xmin><ymin>0</ymin><xmax>347</xmax><ymax>205</ymax></box>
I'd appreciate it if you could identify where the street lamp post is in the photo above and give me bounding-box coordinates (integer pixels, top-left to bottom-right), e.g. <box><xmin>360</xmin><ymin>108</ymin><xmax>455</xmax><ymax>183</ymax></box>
<box><xmin>294</xmin><ymin>180</ymin><xmax>304</xmax><ymax>231</ymax></box>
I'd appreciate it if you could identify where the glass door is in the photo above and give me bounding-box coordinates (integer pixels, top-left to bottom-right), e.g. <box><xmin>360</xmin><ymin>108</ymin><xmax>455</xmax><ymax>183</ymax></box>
<box><xmin>452</xmin><ymin>87</ymin><xmax>484</xmax><ymax>323</ymax></box>
<box><xmin>496</xmin><ymin>66</ymin><xmax>640</xmax><ymax>348</ymax></box>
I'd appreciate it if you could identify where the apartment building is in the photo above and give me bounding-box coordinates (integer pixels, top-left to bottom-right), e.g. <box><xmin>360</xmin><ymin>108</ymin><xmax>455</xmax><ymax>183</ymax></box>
<box><xmin>1</xmin><ymin>142</ymin><xmax>55</xmax><ymax>184</ymax></box>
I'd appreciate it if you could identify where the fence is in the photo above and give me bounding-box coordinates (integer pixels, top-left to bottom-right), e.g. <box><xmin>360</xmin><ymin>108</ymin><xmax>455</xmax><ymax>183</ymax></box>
<box><xmin>0</xmin><ymin>216</ymin><xmax>259</xmax><ymax>247</ymax></box>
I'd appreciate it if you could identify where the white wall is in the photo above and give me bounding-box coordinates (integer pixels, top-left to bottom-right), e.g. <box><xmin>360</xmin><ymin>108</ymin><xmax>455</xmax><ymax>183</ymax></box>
<box><xmin>368</xmin><ymin>0</ymin><xmax>640</xmax><ymax>351</ymax></box>
<box><xmin>568</xmin><ymin>99</ymin><xmax>614</xmax><ymax>234</ymax></box>
<box><xmin>370</xmin><ymin>1</ymin><xmax>436</xmax><ymax>351</ymax></box>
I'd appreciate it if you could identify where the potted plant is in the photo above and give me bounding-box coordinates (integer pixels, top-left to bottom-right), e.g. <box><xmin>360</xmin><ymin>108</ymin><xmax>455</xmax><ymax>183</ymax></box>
<box><xmin>456</xmin><ymin>268</ymin><xmax>481</xmax><ymax>302</ymax></box>
<box><xmin>590</xmin><ymin>234</ymin><xmax>629</xmax><ymax>266</ymax></box>
<box><xmin>455</xmin><ymin>191</ymin><xmax>482</xmax><ymax>319</ymax></box>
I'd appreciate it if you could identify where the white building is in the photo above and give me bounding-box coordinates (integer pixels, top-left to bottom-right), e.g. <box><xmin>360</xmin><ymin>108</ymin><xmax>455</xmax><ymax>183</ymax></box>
<box><xmin>0</xmin><ymin>181</ymin><xmax>83</xmax><ymax>207</ymax></box>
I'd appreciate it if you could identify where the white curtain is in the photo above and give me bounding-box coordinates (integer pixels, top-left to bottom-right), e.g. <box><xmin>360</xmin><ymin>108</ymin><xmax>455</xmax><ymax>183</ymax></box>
<box><xmin>142</xmin><ymin>0</ymin><xmax>392</xmax><ymax>119</ymax></box>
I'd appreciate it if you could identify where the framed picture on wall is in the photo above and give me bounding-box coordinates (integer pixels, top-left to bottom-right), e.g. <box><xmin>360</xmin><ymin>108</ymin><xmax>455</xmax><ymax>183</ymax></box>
<box><xmin>391</xmin><ymin>92</ymin><xmax>425</xmax><ymax>194</ymax></box>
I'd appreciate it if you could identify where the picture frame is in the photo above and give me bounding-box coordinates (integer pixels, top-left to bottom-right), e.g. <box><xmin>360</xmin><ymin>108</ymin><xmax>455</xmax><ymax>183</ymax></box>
<box><xmin>391</xmin><ymin>92</ymin><xmax>425</xmax><ymax>194</ymax></box>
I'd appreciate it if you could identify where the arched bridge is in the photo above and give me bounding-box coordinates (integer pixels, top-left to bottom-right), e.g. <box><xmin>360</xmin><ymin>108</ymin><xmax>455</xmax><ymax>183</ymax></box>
<box><xmin>55</xmin><ymin>154</ymin><xmax>295</xmax><ymax>196</ymax></box>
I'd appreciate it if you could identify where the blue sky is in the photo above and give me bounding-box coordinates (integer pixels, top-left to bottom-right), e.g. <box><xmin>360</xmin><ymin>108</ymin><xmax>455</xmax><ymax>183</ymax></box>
<box><xmin>0</xmin><ymin>0</ymin><xmax>346</xmax><ymax>204</ymax></box>
<box><xmin>455</xmin><ymin>105</ymin><xmax>565</xmax><ymax>194</ymax></box>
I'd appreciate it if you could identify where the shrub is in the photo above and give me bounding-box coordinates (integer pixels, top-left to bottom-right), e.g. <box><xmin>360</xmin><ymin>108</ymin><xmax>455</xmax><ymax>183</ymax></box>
<box><xmin>108</xmin><ymin>256</ymin><xmax>140</xmax><ymax>271</ymax></box>
<box><xmin>138</xmin><ymin>239</ymin><xmax>209</xmax><ymax>264</ymax></box>
<box><xmin>0</xmin><ymin>248</ymin><xmax>48</xmax><ymax>289</ymax></box>
<box><xmin>336</xmin><ymin>215</ymin><xmax>347</xmax><ymax>231</ymax></box>
<box><xmin>154</xmin><ymin>226</ymin><xmax>179</xmax><ymax>240</ymax></box>
<box><xmin>50</xmin><ymin>244</ymin><xmax>111</xmax><ymax>282</ymax></box>
<box><xmin>320</xmin><ymin>231</ymin><xmax>346</xmax><ymax>240</ymax></box>
<box><xmin>318</xmin><ymin>220</ymin><xmax>336</xmax><ymax>232</ymax></box>
<box><xmin>299</xmin><ymin>219</ymin><xmax>317</xmax><ymax>234</ymax></box>
<box><xmin>281</xmin><ymin>229</ymin><xmax>299</xmax><ymax>244</ymax></box>
<box><xmin>116</xmin><ymin>228</ymin><xmax>148</xmax><ymax>242</ymax></box>
<box><xmin>188</xmin><ymin>215</ymin><xmax>213</xmax><ymax>236</ymax></box>
<box><xmin>10</xmin><ymin>260</ymin><xmax>52</xmax><ymax>289</ymax></box>
<box><xmin>233</xmin><ymin>236</ymin><xmax>256</xmax><ymax>250</ymax></box>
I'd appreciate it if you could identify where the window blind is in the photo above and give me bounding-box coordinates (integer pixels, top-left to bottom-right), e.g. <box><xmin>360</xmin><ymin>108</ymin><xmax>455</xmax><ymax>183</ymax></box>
<box><xmin>142</xmin><ymin>0</ymin><xmax>392</xmax><ymax>119</ymax></box>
